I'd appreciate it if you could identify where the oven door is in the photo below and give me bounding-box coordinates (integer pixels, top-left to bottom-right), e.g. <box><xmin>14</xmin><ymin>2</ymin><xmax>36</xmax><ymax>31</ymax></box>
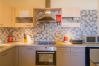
<box><xmin>36</xmin><ymin>51</ymin><xmax>56</xmax><ymax>65</ymax></box>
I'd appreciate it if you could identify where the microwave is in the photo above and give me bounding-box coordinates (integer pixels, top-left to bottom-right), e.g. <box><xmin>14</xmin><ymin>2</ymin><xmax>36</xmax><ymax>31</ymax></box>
<box><xmin>84</xmin><ymin>36</ymin><xmax>99</xmax><ymax>43</ymax></box>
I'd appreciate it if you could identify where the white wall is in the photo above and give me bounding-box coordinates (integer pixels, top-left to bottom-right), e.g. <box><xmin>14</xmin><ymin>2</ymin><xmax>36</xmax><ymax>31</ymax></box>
<box><xmin>51</xmin><ymin>0</ymin><xmax>98</xmax><ymax>9</ymax></box>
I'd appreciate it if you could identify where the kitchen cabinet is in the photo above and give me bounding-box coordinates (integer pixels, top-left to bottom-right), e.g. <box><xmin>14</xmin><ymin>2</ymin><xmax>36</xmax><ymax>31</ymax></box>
<box><xmin>3</xmin><ymin>0</ymin><xmax>45</xmax><ymax>8</ymax></box>
<box><xmin>0</xmin><ymin>0</ymin><xmax>46</xmax><ymax>27</ymax></box>
<box><xmin>14</xmin><ymin>46</ymin><xmax>19</xmax><ymax>66</ymax></box>
<box><xmin>0</xmin><ymin>1</ymin><xmax>3</xmax><ymax>27</ymax></box>
<box><xmin>0</xmin><ymin>51</ymin><xmax>3</xmax><ymax>65</ymax></box>
<box><xmin>62</xmin><ymin>8</ymin><xmax>80</xmax><ymax>17</ymax></box>
<box><xmin>61</xmin><ymin>16</ymin><xmax>80</xmax><ymax>27</ymax></box>
<box><xmin>0</xmin><ymin>1</ymin><xmax>13</xmax><ymax>27</ymax></box>
<box><xmin>57</xmin><ymin>46</ymin><xmax>71</xmax><ymax>66</ymax></box>
<box><xmin>13</xmin><ymin>7</ymin><xmax>34</xmax><ymax>27</ymax></box>
<box><xmin>70</xmin><ymin>47</ymin><xmax>85</xmax><ymax>66</ymax></box>
<box><xmin>57</xmin><ymin>46</ymin><xmax>85</xmax><ymax>66</ymax></box>
<box><xmin>51</xmin><ymin>0</ymin><xmax>80</xmax><ymax>17</ymax></box>
<box><xmin>18</xmin><ymin>46</ymin><xmax>35</xmax><ymax>66</ymax></box>
<box><xmin>0</xmin><ymin>47</ymin><xmax>15</xmax><ymax>66</ymax></box>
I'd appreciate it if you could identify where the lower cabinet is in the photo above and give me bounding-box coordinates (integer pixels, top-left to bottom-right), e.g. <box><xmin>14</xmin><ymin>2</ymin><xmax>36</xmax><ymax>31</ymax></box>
<box><xmin>0</xmin><ymin>47</ymin><xmax>15</xmax><ymax>66</ymax></box>
<box><xmin>0</xmin><ymin>46</ymin><xmax>85</xmax><ymax>66</ymax></box>
<box><xmin>0</xmin><ymin>46</ymin><xmax>35</xmax><ymax>66</ymax></box>
<box><xmin>15</xmin><ymin>46</ymin><xmax>19</xmax><ymax>66</ymax></box>
<box><xmin>57</xmin><ymin>46</ymin><xmax>71</xmax><ymax>66</ymax></box>
<box><xmin>57</xmin><ymin>46</ymin><xmax>85</xmax><ymax>66</ymax></box>
<box><xmin>18</xmin><ymin>46</ymin><xmax>35</xmax><ymax>66</ymax></box>
<box><xmin>70</xmin><ymin>47</ymin><xmax>85</xmax><ymax>66</ymax></box>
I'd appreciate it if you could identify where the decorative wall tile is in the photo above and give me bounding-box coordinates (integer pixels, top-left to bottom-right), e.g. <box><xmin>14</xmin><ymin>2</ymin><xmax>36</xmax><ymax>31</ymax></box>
<box><xmin>34</xmin><ymin>10</ymin><xmax>98</xmax><ymax>41</ymax></box>
<box><xmin>0</xmin><ymin>10</ymin><xmax>98</xmax><ymax>43</ymax></box>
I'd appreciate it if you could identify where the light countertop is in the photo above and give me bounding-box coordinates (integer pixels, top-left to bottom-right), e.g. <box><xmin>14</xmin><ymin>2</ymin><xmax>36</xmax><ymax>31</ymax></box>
<box><xmin>0</xmin><ymin>42</ymin><xmax>99</xmax><ymax>53</ymax></box>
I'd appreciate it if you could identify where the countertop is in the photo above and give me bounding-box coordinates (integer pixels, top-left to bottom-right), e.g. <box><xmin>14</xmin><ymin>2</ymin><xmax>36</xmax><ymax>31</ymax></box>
<box><xmin>0</xmin><ymin>42</ymin><xmax>99</xmax><ymax>53</ymax></box>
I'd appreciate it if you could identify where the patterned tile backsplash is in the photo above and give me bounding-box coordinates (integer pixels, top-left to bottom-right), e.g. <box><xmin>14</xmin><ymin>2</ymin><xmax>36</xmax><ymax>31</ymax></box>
<box><xmin>0</xmin><ymin>10</ymin><xmax>98</xmax><ymax>43</ymax></box>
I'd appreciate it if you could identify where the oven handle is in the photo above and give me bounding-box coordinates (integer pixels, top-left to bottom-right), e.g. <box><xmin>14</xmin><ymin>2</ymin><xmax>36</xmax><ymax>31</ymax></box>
<box><xmin>37</xmin><ymin>52</ymin><xmax>55</xmax><ymax>53</ymax></box>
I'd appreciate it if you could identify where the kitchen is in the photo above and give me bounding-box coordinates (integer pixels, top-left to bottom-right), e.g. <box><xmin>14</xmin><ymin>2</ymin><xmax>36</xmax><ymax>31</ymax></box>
<box><xmin>0</xmin><ymin>0</ymin><xmax>99</xmax><ymax>66</ymax></box>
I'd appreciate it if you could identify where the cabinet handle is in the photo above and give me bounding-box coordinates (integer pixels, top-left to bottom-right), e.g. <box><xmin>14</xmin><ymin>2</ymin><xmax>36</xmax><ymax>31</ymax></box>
<box><xmin>1</xmin><ymin>53</ymin><xmax>8</xmax><ymax>56</ymax></box>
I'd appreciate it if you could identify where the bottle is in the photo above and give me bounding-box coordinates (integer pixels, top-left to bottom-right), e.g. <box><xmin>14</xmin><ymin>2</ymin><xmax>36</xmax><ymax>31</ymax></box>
<box><xmin>24</xmin><ymin>33</ymin><xmax>27</xmax><ymax>43</ymax></box>
<box><xmin>8</xmin><ymin>34</ymin><xmax>13</xmax><ymax>42</ymax></box>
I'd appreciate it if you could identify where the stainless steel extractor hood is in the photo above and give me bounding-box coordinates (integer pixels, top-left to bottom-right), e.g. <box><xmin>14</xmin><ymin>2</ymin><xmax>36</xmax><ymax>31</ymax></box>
<box><xmin>37</xmin><ymin>0</ymin><xmax>55</xmax><ymax>22</ymax></box>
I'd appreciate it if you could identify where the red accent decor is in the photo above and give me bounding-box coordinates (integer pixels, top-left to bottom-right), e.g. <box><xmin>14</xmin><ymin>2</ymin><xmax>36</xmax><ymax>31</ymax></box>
<box><xmin>8</xmin><ymin>35</ymin><xmax>13</xmax><ymax>42</ymax></box>
<box><xmin>64</xmin><ymin>36</ymin><xmax>68</xmax><ymax>41</ymax></box>
<box><xmin>56</xmin><ymin>15</ymin><xmax>61</xmax><ymax>23</ymax></box>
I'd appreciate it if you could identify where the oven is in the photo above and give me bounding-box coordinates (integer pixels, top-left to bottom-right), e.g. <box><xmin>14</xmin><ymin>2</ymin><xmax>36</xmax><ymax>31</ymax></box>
<box><xmin>35</xmin><ymin>46</ymin><xmax>56</xmax><ymax>66</ymax></box>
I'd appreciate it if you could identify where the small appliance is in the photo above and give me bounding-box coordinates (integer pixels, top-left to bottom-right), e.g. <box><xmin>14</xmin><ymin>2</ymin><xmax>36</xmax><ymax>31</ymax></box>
<box><xmin>84</xmin><ymin>36</ymin><xmax>99</xmax><ymax>43</ymax></box>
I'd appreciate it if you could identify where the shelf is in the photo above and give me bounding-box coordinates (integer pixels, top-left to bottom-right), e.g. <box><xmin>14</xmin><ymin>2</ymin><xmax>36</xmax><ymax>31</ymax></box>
<box><xmin>61</xmin><ymin>22</ymin><xmax>80</xmax><ymax>27</ymax></box>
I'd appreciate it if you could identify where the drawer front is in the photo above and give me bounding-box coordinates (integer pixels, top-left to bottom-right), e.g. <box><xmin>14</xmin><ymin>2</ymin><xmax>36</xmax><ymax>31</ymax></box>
<box><xmin>57</xmin><ymin>47</ymin><xmax>70</xmax><ymax>52</ymax></box>
<box><xmin>71</xmin><ymin>47</ymin><xmax>85</xmax><ymax>56</ymax></box>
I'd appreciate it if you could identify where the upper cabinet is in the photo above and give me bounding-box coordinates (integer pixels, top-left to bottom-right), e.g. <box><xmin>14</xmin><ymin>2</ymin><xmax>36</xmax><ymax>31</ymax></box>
<box><xmin>62</xmin><ymin>8</ymin><xmax>80</xmax><ymax>17</ymax></box>
<box><xmin>11</xmin><ymin>0</ymin><xmax>45</xmax><ymax>27</ymax></box>
<box><xmin>51</xmin><ymin>0</ymin><xmax>80</xmax><ymax>17</ymax></box>
<box><xmin>2</xmin><ymin>0</ymin><xmax>45</xmax><ymax>8</ymax></box>
<box><xmin>0</xmin><ymin>0</ymin><xmax>45</xmax><ymax>27</ymax></box>
<box><xmin>15</xmin><ymin>8</ymin><xmax>33</xmax><ymax>17</ymax></box>
<box><xmin>51</xmin><ymin>0</ymin><xmax>80</xmax><ymax>27</ymax></box>
<box><xmin>0</xmin><ymin>1</ymin><xmax>13</xmax><ymax>27</ymax></box>
<box><xmin>13</xmin><ymin>7</ymin><xmax>34</xmax><ymax>27</ymax></box>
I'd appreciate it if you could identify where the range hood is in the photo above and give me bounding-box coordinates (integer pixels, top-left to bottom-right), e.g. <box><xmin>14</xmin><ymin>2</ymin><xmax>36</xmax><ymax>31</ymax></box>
<box><xmin>37</xmin><ymin>0</ymin><xmax>55</xmax><ymax>22</ymax></box>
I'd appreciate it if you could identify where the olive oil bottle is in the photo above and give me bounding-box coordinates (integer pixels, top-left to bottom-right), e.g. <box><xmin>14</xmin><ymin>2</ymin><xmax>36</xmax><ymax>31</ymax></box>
<box><xmin>24</xmin><ymin>33</ymin><xmax>27</xmax><ymax>43</ymax></box>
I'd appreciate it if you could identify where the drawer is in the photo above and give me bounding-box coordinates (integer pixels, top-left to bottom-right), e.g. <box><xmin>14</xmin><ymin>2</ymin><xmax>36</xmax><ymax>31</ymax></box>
<box><xmin>70</xmin><ymin>47</ymin><xmax>85</xmax><ymax>56</ymax></box>
<box><xmin>57</xmin><ymin>51</ymin><xmax>70</xmax><ymax>56</ymax></box>
<box><xmin>70</xmin><ymin>47</ymin><xmax>85</xmax><ymax>52</ymax></box>
<box><xmin>57</xmin><ymin>47</ymin><xmax>70</xmax><ymax>50</ymax></box>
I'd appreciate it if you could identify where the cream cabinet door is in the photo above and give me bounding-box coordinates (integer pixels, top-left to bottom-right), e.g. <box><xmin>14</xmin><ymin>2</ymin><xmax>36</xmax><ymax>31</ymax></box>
<box><xmin>62</xmin><ymin>8</ymin><xmax>80</xmax><ymax>17</ymax></box>
<box><xmin>13</xmin><ymin>7</ymin><xmax>34</xmax><ymax>27</ymax></box>
<box><xmin>14</xmin><ymin>46</ymin><xmax>19</xmax><ymax>66</ymax></box>
<box><xmin>0</xmin><ymin>1</ymin><xmax>3</xmax><ymax>27</ymax></box>
<box><xmin>0</xmin><ymin>1</ymin><xmax>13</xmax><ymax>27</ymax></box>
<box><xmin>70</xmin><ymin>47</ymin><xmax>85</xmax><ymax>66</ymax></box>
<box><xmin>0</xmin><ymin>53</ymin><xmax>2</xmax><ymax>65</ymax></box>
<box><xmin>0</xmin><ymin>48</ymin><xmax>15</xmax><ymax>66</ymax></box>
<box><xmin>57</xmin><ymin>47</ymin><xmax>85</xmax><ymax>66</ymax></box>
<box><xmin>19</xmin><ymin>46</ymin><xmax>35</xmax><ymax>66</ymax></box>
<box><xmin>57</xmin><ymin>47</ymin><xmax>71</xmax><ymax>66</ymax></box>
<box><xmin>51</xmin><ymin>0</ymin><xmax>80</xmax><ymax>17</ymax></box>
